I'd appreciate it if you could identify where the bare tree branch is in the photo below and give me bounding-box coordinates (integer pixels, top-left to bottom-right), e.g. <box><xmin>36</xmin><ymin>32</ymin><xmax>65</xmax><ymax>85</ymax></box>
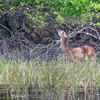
<box><xmin>0</xmin><ymin>24</ymin><xmax>13</xmax><ymax>36</ymax></box>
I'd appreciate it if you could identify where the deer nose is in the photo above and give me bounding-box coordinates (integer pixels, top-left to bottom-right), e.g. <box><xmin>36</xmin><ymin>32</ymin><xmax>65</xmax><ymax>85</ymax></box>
<box><xmin>56</xmin><ymin>29</ymin><xmax>60</xmax><ymax>32</ymax></box>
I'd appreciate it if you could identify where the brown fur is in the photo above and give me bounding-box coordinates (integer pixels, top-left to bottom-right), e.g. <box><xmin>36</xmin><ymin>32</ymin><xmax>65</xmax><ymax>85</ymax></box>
<box><xmin>56</xmin><ymin>29</ymin><xmax>94</xmax><ymax>61</ymax></box>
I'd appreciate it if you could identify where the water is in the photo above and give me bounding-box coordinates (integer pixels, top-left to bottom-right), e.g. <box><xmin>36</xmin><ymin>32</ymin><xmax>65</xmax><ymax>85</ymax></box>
<box><xmin>0</xmin><ymin>85</ymin><xmax>100</xmax><ymax>100</ymax></box>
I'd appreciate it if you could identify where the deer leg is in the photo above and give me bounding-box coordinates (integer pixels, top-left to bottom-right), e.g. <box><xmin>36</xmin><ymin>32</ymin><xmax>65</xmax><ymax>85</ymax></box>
<box><xmin>90</xmin><ymin>56</ymin><xmax>94</xmax><ymax>61</ymax></box>
<box><xmin>64</xmin><ymin>53</ymin><xmax>72</xmax><ymax>62</ymax></box>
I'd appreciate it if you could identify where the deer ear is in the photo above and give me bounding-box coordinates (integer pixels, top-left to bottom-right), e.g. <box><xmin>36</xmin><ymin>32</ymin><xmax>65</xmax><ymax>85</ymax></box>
<box><xmin>66</xmin><ymin>35</ymin><xmax>72</xmax><ymax>38</ymax></box>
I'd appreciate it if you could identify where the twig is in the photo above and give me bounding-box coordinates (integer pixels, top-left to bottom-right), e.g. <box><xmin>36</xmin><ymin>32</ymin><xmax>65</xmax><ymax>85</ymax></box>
<box><xmin>0</xmin><ymin>24</ymin><xmax>13</xmax><ymax>36</ymax></box>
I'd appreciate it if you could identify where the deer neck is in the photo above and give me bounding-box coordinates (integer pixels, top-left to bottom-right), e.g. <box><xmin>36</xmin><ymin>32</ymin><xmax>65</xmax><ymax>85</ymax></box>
<box><xmin>60</xmin><ymin>37</ymin><xmax>70</xmax><ymax>53</ymax></box>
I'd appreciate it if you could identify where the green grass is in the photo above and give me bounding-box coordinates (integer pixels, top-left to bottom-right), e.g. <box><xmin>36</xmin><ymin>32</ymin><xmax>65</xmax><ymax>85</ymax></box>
<box><xmin>0</xmin><ymin>57</ymin><xmax>100</xmax><ymax>99</ymax></box>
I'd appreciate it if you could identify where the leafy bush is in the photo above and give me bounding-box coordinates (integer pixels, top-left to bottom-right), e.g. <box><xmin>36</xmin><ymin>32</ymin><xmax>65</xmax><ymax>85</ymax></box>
<box><xmin>2</xmin><ymin>0</ymin><xmax>100</xmax><ymax>24</ymax></box>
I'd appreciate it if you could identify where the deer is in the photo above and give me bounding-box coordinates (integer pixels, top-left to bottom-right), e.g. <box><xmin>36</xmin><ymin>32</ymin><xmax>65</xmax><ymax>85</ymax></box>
<box><xmin>56</xmin><ymin>29</ymin><xmax>94</xmax><ymax>61</ymax></box>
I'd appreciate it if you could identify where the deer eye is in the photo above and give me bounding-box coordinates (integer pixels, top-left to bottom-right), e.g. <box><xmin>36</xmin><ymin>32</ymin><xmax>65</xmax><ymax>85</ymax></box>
<box><xmin>62</xmin><ymin>32</ymin><xmax>64</xmax><ymax>34</ymax></box>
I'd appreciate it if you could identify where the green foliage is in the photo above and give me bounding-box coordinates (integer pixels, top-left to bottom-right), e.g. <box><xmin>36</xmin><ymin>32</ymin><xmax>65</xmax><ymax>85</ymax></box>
<box><xmin>2</xmin><ymin>0</ymin><xmax>100</xmax><ymax>27</ymax></box>
<box><xmin>0</xmin><ymin>3</ymin><xmax>4</xmax><ymax>12</ymax></box>
<box><xmin>97</xmin><ymin>22</ymin><xmax>100</xmax><ymax>28</ymax></box>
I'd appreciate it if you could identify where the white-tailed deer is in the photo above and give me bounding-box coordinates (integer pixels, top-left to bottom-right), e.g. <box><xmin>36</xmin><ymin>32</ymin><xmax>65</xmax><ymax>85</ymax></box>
<box><xmin>56</xmin><ymin>29</ymin><xmax>94</xmax><ymax>61</ymax></box>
